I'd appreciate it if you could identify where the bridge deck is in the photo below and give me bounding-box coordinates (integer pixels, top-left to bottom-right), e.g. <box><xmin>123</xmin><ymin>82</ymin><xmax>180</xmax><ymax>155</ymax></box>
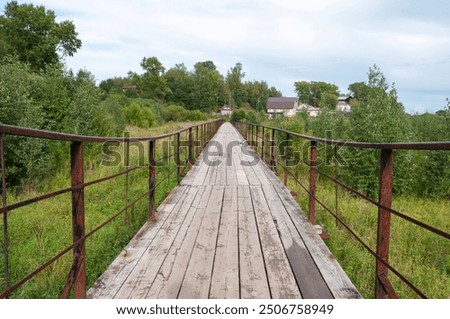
<box><xmin>88</xmin><ymin>123</ymin><xmax>360</xmax><ymax>299</ymax></box>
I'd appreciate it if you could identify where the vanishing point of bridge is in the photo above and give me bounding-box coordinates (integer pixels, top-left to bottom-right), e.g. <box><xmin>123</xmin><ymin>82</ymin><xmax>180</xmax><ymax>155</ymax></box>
<box><xmin>88</xmin><ymin>123</ymin><xmax>360</xmax><ymax>299</ymax></box>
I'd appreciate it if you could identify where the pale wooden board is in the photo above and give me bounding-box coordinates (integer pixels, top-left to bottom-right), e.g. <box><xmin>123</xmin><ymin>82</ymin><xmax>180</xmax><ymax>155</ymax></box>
<box><xmin>178</xmin><ymin>186</ymin><xmax>225</xmax><ymax>298</ymax></box>
<box><xmin>87</xmin><ymin>185</ymin><xmax>188</xmax><ymax>298</ymax></box>
<box><xmin>146</xmin><ymin>185</ymin><xmax>212</xmax><ymax>298</ymax></box>
<box><xmin>261</xmin><ymin>183</ymin><xmax>333</xmax><ymax>299</ymax></box>
<box><xmin>209</xmin><ymin>185</ymin><xmax>240</xmax><ymax>298</ymax></box>
<box><xmin>267</xmin><ymin>176</ymin><xmax>361</xmax><ymax>299</ymax></box>
<box><xmin>114</xmin><ymin>185</ymin><xmax>200</xmax><ymax>298</ymax></box>
<box><xmin>90</xmin><ymin>123</ymin><xmax>359</xmax><ymax>300</ymax></box>
<box><xmin>257</xmin><ymin>157</ymin><xmax>361</xmax><ymax>298</ymax></box>
<box><xmin>238</xmin><ymin>143</ymin><xmax>261</xmax><ymax>185</ymax></box>
<box><xmin>238</xmin><ymin>185</ymin><xmax>271</xmax><ymax>298</ymax></box>
<box><xmin>250</xmin><ymin>185</ymin><xmax>302</xmax><ymax>299</ymax></box>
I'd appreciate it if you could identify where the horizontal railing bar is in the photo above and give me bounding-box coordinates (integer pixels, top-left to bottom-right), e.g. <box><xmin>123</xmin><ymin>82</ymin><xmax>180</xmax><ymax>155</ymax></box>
<box><xmin>273</xmin><ymin>147</ymin><xmax>428</xmax><ymax>298</ymax></box>
<box><xmin>276</xmin><ymin>153</ymin><xmax>427</xmax><ymax>297</ymax></box>
<box><xmin>313</xmin><ymin>192</ymin><xmax>428</xmax><ymax>298</ymax></box>
<box><xmin>0</xmin><ymin>188</ymin><xmax>150</xmax><ymax>298</ymax></box>
<box><xmin>238</xmin><ymin>122</ymin><xmax>450</xmax><ymax>150</ymax></box>
<box><xmin>316</xmin><ymin>168</ymin><xmax>450</xmax><ymax>241</ymax></box>
<box><xmin>0</xmin><ymin>120</ymin><xmax>220</xmax><ymax>143</ymax></box>
<box><xmin>0</xmin><ymin>165</ymin><xmax>144</xmax><ymax>215</ymax></box>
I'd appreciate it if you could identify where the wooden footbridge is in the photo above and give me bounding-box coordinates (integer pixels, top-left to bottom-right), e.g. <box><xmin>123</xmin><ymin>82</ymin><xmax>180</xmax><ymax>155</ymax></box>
<box><xmin>87</xmin><ymin>123</ymin><xmax>359</xmax><ymax>299</ymax></box>
<box><xmin>1</xmin><ymin>120</ymin><xmax>448</xmax><ymax>299</ymax></box>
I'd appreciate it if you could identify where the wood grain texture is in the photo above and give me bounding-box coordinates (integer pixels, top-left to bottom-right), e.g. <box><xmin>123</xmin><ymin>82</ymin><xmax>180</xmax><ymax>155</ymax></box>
<box><xmin>88</xmin><ymin>123</ymin><xmax>360</xmax><ymax>299</ymax></box>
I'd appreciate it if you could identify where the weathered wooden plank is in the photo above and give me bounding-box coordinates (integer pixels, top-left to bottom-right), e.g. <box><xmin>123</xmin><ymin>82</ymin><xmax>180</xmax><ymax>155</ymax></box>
<box><xmin>266</xmin><ymin>175</ymin><xmax>361</xmax><ymax>299</ymax></box>
<box><xmin>89</xmin><ymin>122</ymin><xmax>360</xmax><ymax>300</ymax></box>
<box><xmin>238</xmin><ymin>185</ymin><xmax>271</xmax><ymax>299</ymax></box>
<box><xmin>87</xmin><ymin>185</ymin><xmax>188</xmax><ymax>298</ymax></box>
<box><xmin>114</xmin><ymin>185</ymin><xmax>200</xmax><ymax>298</ymax></box>
<box><xmin>261</xmin><ymin>183</ymin><xmax>333</xmax><ymax>299</ymax></box>
<box><xmin>209</xmin><ymin>185</ymin><xmax>239</xmax><ymax>298</ymax></box>
<box><xmin>178</xmin><ymin>186</ymin><xmax>224</xmax><ymax>298</ymax></box>
<box><xmin>190</xmin><ymin>157</ymin><xmax>209</xmax><ymax>186</ymax></box>
<box><xmin>146</xmin><ymin>185</ymin><xmax>211</xmax><ymax>298</ymax></box>
<box><xmin>254</xmin><ymin>156</ymin><xmax>360</xmax><ymax>298</ymax></box>
<box><xmin>250</xmin><ymin>185</ymin><xmax>302</xmax><ymax>299</ymax></box>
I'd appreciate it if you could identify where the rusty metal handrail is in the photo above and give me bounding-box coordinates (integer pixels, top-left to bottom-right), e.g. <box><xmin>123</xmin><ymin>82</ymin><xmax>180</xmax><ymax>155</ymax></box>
<box><xmin>0</xmin><ymin>120</ymin><xmax>223</xmax><ymax>298</ymax></box>
<box><xmin>234</xmin><ymin>121</ymin><xmax>450</xmax><ymax>299</ymax></box>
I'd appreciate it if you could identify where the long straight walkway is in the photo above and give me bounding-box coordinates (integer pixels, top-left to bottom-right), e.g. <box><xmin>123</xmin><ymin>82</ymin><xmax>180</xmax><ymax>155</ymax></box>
<box><xmin>88</xmin><ymin>123</ymin><xmax>360</xmax><ymax>299</ymax></box>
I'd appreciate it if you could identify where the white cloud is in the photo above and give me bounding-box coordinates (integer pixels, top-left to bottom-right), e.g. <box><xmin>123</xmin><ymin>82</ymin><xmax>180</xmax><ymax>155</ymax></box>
<box><xmin>3</xmin><ymin>0</ymin><xmax>450</xmax><ymax>112</ymax></box>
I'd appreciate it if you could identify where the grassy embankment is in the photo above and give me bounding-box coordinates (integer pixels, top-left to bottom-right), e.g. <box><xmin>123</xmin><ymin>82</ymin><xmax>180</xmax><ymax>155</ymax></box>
<box><xmin>0</xmin><ymin>121</ymin><xmax>206</xmax><ymax>298</ymax></box>
<box><xmin>284</xmin><ymin>167</ymin><xmax>450</xmax><ymax>299</ymax></box>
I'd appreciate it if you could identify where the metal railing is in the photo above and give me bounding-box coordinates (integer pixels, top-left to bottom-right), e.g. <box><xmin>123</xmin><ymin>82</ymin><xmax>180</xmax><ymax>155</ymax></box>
<box><xmin>0</xmin><ymin>120</ymin><xmax>222</xmax><ymax>298</ymax></box>
<box><xmin>233</xmin><ymin>121</ymin><xmax>450</xmax><ymax>299</ymax></box>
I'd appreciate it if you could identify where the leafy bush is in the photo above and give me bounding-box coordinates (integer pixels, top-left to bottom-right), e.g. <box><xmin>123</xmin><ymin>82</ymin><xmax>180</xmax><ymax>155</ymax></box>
<box><xmin>161</xmin><ymin>104</ymin><xmax>188</xmax><ymax>122</ymax></box>
<box><xmin>123</xmin><ymin>101</ymin><xmax>156</xmax><ymax>128</ymax></box>
<box><xmin>185</xmin><ymin>109</ymin><xmax>208</xmax><ymax>121</ymax></box>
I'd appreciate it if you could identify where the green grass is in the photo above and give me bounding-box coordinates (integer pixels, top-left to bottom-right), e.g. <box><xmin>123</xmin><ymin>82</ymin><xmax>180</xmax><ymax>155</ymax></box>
<box><xmin>0</xmin><ymin>121</ymin><xmax>208</xmax><ymax>298</ymax></box>
<box><xmin>284</xmin><ymin>166</ymin><xmax>450</xmax><ymax>299</ymax></box>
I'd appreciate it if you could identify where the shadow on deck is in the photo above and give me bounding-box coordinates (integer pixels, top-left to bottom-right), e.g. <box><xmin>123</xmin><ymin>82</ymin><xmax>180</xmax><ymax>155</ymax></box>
<box><xmin>87</xmin><ymin>123</ymin><xmax>361</xmax><ymax>299</ymax></box>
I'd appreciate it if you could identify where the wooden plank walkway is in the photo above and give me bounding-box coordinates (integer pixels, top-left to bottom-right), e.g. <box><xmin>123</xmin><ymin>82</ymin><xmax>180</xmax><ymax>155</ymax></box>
<box><xmin>88</xmin><ymin>123</ymin><xmax>361</xmax><ymax>299</ymax></box>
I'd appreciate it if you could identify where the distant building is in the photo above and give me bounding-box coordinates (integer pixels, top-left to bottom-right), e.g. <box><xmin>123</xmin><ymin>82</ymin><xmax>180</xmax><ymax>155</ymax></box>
<box><xmin>220</xmin><ymin>105</ymin><xmax>233</xmax><ymax>117</ymax></box>
<box><xmin>122</xmin><ymin>84</ymin><xmax>137</xmax><ymax>92</ymax></box>
<box><xmin>299</xmin><ymin>103</ymin><xmax>320</xmax><ymax>117</ymax></box>
<box><xmin>337</xmin><ymin>96</ymin><xmax>352</xmax><ymax>115</ymax></box>
<box><xmin>266</xmin><ymin>97</ymin><xmax>300</xmax><ymax>117</ymax></box>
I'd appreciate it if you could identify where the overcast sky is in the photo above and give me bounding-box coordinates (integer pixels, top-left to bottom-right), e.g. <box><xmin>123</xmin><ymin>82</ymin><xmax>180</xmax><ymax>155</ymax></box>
<box><xmin>3</xmin><ymin>0</ymin><xmax>450</xmax><ymax>113</ymax></box>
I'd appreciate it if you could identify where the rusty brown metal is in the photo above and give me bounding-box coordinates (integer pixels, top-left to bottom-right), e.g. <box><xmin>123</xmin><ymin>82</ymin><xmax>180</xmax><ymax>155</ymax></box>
<box><xmin>375</xmin><ymin>149</ymin><xmax>394</xmax><ymax>299</ymax></box>
<box><xmin>261</xmin><ymin>127</ymin><xmax>265</xmax><ymax>162</ymax></box>
<box><xmin>334</xmin><ymin>146</ymin><xmax>339</xmax><ymax>227</ymax></box>
<box><xmin>378</xmin><ymin>274</ymin><xmax>399</xmax><ymax>299</ymax></box>
<box><xmin>69</xmin><ymin>141</ymin><xmax>86</xmax><ymax>298</ymax></box>
<box><xmin>0</xmin><ymin>121</ymin><xmax>220</xmax><ymax>298</ymax></box>
<box><xmin>284</xmin><ymin>133</ymin><xmax>290</xmax><ymax>186</ymax></box>
<box><xmin>0</xmin><ymin>121</ymin><xmax>221</xmax><ymax>144</ymax></box>
<box><xmin>176</xmin><ymin>132</ymin><xmax>181</xmax><ymax>184</ymax></box>
<box><xmin>1</xmin><ymin>134</ymin><xmax>9</xmax><ymax>291</ymax></box>
<box><xmin>188</xmin><ymin>127</ymin><xmax>193</xmax><ymax>167</ymax></box>
<box><xmin>124</xmin><ymin>138</ymin><xmax>130</xmax><ymax>225</ymax></box>
<box><xmin>270</xmin><ymin>128</ymin><xmax>276</xmax><ymax>171</ymax></box>
<box><xmin>240</xmin><ymin>122</ymin><xmax>450</xmax><ymax>150</ymax></box>
<box><xmin>309</xmin><ymin>140</ymin><xmax>318</xmax><ymax>225</ymax></box>
<box><xmin>149</xmin><ymin>140</ymin><xmax>156</xmax><ymax>219</ymax></box>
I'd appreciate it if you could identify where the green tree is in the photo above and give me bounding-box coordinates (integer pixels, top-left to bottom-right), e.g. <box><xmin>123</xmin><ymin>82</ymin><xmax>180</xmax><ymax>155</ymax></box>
<box><xmin>225</xmin><ymin>62</ymin><xmax>246</xmax><ymax>107</ymax></box>
<box><xmin>294</xmin><ymin>81</ymin><xmax>339</xmax><ymax>108</ymax></box>
<box><xmin>244</xmin><ymin>80</ymin><xmax>270</xmax><ymax>112</ymax></box>
<box><xmin>135</xmin><ymin>56</ymin><xmax>170</xmax><ymax>99</ymax></box>
<box><xmin>164</xmin><ymin>63</ymin><xmax>193</xmax><ymax>108</ymax></box>
<box><xmin>191</xmin><ymin>60</ymin><xmax>224</xmax><ymax>111</ymax></box>
<box><xmin>0</xmin><ymin>1</ymin><xmax>81</xmax><ymax>70</ymax></box>
<box><xmin>342</xmin><ymin>65</ymin><xmax>412</xmax><ymax>197</ymax></box>
<box><xmin>123</xmin><ymin>101</ymin><xmax>156</xmax><ymax>128</ymax></box>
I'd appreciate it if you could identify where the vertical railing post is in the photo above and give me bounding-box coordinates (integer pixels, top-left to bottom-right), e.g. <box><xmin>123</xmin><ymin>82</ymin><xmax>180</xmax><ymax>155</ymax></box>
<box><xmin>195</xmin><ymin>125</ymin><xmax>199</xmax><ymax>157</ymax></box>
<box><xmin>375</xmin><ymin>148</ymin><xmax>394</xmax><ymax>299</ymax></box>
<box><xmin>70</xmin><ymin>141</ymin><xmax>86</xmax><ymax>298</ymax></box>
<box><xmin>0</xmin><ymin>134</ymin><xmax>9</xmax><ymax>291</ymax></box>
<box><xmin>308</xmin><ymin>140</ymin><xmax>318</xmax><ymax>224</ymax></box>
<box><xmin>334</xmin><ymin>146</ymin><xmax>339</xmax><ymax>227</ymax></box>
<box><xmin>148</xmin><ymin>139</ymin><xmax>156</xmax><ymax>219</ymax></box>
<box><xmin>270</xmin><ymin>129</ymin><xmax>276</xmax><ymax>171</ymax></box>
<box><xmin>176</xmin><ymin>132</ymin><xmax>181</xmax><ymax>184</ymax></box>
<box><xmin>124</xmin><ymin>135</ymin><xmax>130</xmax><ymax>225</ymax></box>
<box><xmin>284</xmin><ymin>133</ymin><xmax>290</xmax><ymax>186</ymax></box>
<box><xmin>255</xmin><ymin>126</ymin><xmax>259</xmax><ymax>154</ymax></box>
<box><xmin>261</xmin><ymin>127</ymin><xmax>265</xmax><ymax>162</ymax></box>
<box><xmin>188</xmin><ymin>127</ymin><xmax>193</xmax><ymax>167</ymax></box>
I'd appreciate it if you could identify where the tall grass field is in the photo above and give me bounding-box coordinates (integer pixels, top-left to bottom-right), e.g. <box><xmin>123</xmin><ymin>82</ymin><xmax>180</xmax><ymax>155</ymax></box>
<box><xmin>0</xmin><ymin>121</ymin><xmax>206</xmax><ymax>298</ymax></box>
<box><xmin>286</xmin><ymin>169</ymin><xmax>450</xmax><ymax>299</ymax></box>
